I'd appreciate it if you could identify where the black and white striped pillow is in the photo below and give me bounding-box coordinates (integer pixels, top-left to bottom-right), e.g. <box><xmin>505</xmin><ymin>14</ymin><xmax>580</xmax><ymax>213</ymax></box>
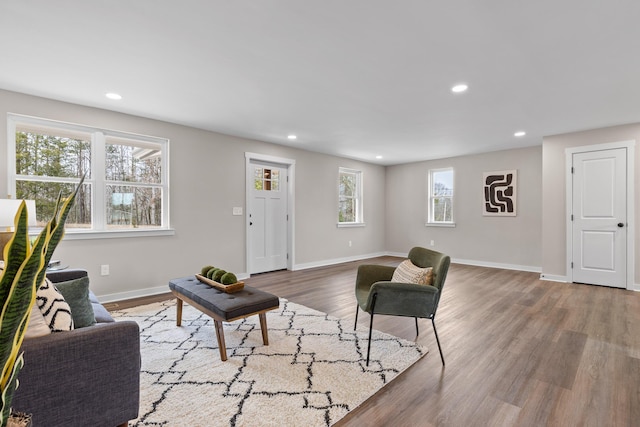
<box><xmin>36</xmin><ymin>278</ymin><xmax>74</xmax><ymax>332</ymax></box>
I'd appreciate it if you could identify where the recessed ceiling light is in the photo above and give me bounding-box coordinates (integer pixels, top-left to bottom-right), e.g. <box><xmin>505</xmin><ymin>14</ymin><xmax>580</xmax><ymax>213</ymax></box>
<box><xmin>375</xmin><ymin>155</ymin><xmax>383</xmax><ymax>159</ymax></box>
<box><xmin>451</xmin><ymin>84</ymin><xmax>468</xmax><ymax>93</ymax></box>
<box><xmin>514</xmin><ymin>131</ymin><xmax>526</xmax><ymax>137</ymax></box>
<box><xmin>287</xmin><ymin>135</ymin><xmax>297</xmax><ymax>140</ymax></box>
<box><xmin>105</xmin><ymin>92</ymin><xmax>122</xmax><ymax>100</ymax></box>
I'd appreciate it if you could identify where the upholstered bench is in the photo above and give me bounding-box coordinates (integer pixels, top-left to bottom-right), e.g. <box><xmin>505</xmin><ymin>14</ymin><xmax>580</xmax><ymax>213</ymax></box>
<box><xmin>169</xmin><ymin>276</ymin><xmax>279</xmax><ymax>361</ymax></box>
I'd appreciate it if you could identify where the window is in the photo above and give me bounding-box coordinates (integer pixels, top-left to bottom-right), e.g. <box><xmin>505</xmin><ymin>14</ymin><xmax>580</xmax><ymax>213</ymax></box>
<box><xmin>8</xmin><ymin>114</ymin><xmax>170</xmax><ymax>236</ymax></box>
<box><xmin>427</xmin><ymin>168</ymin><xmax>454</xmax><ymax>225</ymax></box>
<box><xmin>253</xmin><ymin>167</ymin><xmax>280</xmax><ymax>191</ymax></box>
<box><xmin>338</xmin><ymin>167</ymin><xmax>364</xmax><ymax>226</ymax></box>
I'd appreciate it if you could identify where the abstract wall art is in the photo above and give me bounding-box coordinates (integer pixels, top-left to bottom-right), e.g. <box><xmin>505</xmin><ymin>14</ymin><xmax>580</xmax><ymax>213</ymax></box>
<box><xmin>483</xmin><ymin>170</ymin><xmax>517</xmax><ymax>216</ymax></box>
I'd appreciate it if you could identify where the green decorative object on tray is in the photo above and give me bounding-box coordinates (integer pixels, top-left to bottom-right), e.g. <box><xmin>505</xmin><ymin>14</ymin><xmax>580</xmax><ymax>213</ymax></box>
<box><xmin>221</xmin><ymin>272</ymin><xmax>237</xmax><ymax>285</ymax></box>
<box><xmin>195</xmin><ymin>274</ymin><xmax>244</xmax><ymax>293</ymax></box>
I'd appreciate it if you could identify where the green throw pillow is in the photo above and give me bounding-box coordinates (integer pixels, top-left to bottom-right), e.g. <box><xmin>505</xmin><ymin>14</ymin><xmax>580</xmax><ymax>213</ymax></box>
<box><xmin>55</xmin><ymin>276</ymin><xmax>96</xmax><ymax>328</ymax></box>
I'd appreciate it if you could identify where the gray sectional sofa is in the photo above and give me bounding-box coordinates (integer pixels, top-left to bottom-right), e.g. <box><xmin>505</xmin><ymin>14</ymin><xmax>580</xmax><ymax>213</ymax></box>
<box><xmin>11</xmin><ymin>269</ymin><xmax>140</xmax><ymax>427</ymax></box>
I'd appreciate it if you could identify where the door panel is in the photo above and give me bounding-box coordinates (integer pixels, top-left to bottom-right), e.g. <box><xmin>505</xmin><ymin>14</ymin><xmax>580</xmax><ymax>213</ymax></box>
<box><xmin>249</xmin><ymin>162</ymin><xmax>288</xmax><ymax>274</ymax></box>
<box><xmin>572</xmin><ymin>148</ymin><xmax>626</xmax><ymax>288</ymax></box>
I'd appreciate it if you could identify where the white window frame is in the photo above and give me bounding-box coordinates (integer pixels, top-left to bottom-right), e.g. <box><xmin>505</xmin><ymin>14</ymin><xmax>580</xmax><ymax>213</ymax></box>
<box><xmin>338</xmin><ymin>167</ymin><xmax>364</xmax><ymax>227</ymax></box>
<box><xmin>7</xmin><ymin>113</ymin><xmax>173</xmax><ymax>239</ymax></box>
<box><xmin>427</xmin><ymin>167</ymin><xmax>455</xmax><ymax>227</ymax></box>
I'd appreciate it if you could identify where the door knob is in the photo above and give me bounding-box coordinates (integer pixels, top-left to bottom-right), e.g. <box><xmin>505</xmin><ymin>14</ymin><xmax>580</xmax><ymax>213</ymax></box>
<box><xmin>618</xmin><ymin>223</ymin><xmax>624</xmax><ymax>227</ymax></box>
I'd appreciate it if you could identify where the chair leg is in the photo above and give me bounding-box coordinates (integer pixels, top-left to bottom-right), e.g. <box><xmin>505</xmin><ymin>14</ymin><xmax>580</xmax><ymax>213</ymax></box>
<box><xmin>354</xmin><ymin>305</ymin><xmax>359</xmax><ymax>330</ymax></box>
<box><xmin>366</xmin><ymin>294</ymin><xmax>377</xmax><ymax>366</ymax></box>
<box><xmin>432</xmin><ymin>317</ymin><xmax>445</xmax><ymax>366</ymax></box>
<box><xmin>415</xmin><ymin>317</ymin><xmax>419</xmax><ymax>336</ymax></box>
<box><xmin>366</xmin><ymin>312</ymin><xmax>374</xmax><ymax>366</ymax></box>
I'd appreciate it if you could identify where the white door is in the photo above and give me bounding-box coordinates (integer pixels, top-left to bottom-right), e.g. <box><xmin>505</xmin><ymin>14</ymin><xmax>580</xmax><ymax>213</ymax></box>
<box><xmin>571</xmin><ymin>148</ymin><xmax>627</xmax><ymax>288</ymax></box>
<box><xmin>249</xmin><ymin>161</ymin><xmax>288</xmax><ymax>274</ymax></box>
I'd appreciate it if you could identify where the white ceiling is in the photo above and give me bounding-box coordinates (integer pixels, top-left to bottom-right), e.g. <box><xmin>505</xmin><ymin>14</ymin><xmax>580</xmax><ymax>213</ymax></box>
<box><xmin>2</xmin><ymin>1</ymin><xmax>640</xmax><ymax>165</ymax></box>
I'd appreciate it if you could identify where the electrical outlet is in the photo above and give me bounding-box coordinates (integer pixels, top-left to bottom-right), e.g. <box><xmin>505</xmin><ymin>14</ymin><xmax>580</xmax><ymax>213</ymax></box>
<box><xmin>430</xmin><ymin>240</ymin><xmax>435</xmax><ymax>246</ymax></box>
<box><xmin>348</xmin><ymin>240</ymin><xmax>352</xmax><ymax>247</ymax></box>
<box><xmin>101</xmin><ymin>264</ymin><xmax>109</xmax><ymax>276</ymax></box>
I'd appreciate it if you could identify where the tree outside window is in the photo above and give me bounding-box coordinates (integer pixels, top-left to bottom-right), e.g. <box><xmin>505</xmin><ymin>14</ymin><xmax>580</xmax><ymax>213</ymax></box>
<box><xmin>428</xmin><ymin>168</ymin><xmax>454</xmax><ymax>224</ymax></box>
<box><xmin>9</xmin><ymin>114</ymin><xmax>169</xmax><ymax>233</ymax></box>
<box><xmin>338</xmin><ymin>168</ymin><xmax>363</xmax><ymax>224</ymax></box>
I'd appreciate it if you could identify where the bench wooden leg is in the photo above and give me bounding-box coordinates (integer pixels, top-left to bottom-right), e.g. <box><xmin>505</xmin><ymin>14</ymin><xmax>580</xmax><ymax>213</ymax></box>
<box><xmin>214</xmin><ymin>319</ymin><xmax>228</xmax><ymax>361</ymax></box>
<box><xmin>176</xmin><ymin>298</ymin><xmax>183</xmax><ymax>326</ymax></box>
<box><xmin>259</xmin><ymin>313</ymin><xmax>269</xmax><ymax>345</ymax></box>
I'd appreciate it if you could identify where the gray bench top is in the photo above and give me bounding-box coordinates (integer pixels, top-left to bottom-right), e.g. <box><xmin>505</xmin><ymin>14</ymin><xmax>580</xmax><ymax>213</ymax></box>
<box><xmin>169</xmin><ymin>276</ymin><xmax>279</xmax><ymax>320</ymax></box>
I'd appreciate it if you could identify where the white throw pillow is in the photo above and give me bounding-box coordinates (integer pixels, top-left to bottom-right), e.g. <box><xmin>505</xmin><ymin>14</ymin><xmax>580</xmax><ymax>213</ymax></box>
<box><xmin>37</xmin><ymin>278</ymin><xmax>74</xmax><ymax>332</ymax></box>
<box><xmin>391</xmin><ymin>259</ymin><xmax>434</xmax><ymax>285</ymax></box>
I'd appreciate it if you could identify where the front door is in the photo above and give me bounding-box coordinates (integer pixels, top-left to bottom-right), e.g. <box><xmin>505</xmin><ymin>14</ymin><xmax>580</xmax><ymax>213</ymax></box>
<box><xmin>571</xmin><ymin>148</ymin><xmax>627</xmax><ymax>288</ymax></box>
<box><xmin>249</xmin><ymin>161</ymin><xmax>288</xmax><ymax>274</ymax></box>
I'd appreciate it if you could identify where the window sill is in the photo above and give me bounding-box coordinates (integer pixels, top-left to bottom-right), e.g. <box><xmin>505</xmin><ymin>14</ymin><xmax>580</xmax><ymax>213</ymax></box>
<box><xmin>337</xmin><ymin>222</ymin><xmax>366</xmax><ymax>228</ymax></box>
<box><xmin>50</xmin><ymin>228</ymin><xmax>176</xmax><ymax>240</ymax></box>
<box><xmin>425</xmin><ymin>222</ymin><xmax>456</xmax><ymax>228</ymax></box>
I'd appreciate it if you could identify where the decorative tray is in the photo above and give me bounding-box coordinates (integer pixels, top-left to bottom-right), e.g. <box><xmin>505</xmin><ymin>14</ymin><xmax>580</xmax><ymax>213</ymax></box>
<box><xmin>195</xmin><ymin>274</ymin><xmax>245</xmax><ymax>293</ymax></box>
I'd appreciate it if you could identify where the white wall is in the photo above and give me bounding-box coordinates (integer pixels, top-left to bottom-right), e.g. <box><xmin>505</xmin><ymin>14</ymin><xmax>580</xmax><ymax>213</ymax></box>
<box><xmin>385</xmin><ymin>145</ymin><xmax>543</xmax><ymax>271</ymax></box>
<box><xmin>0</xmin><ymin>89</ymin><xmax>387</xmax><ymax>300</ymax></box>
<box><xmin>542</xmin><ymin>123</ymin><xmax>640</xmax><ymax>286</ymax></box>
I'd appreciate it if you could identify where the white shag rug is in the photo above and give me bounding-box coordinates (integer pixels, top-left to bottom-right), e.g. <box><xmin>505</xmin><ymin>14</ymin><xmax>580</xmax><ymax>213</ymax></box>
<box><xmin>112</xmin><ymin>298</ymin><xmax>427</xmax><ymax>427</ymax></box>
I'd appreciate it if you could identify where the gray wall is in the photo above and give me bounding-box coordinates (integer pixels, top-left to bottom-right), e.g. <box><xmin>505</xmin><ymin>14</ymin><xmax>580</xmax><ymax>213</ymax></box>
<box><xmin>0</xmin><ymin>89</ymin><xmax>386</xmax><ymax>300</ymax></box>
<box><xmin>385</xmin><ymin>146</ymin><xmax>543</xmax><ymax>271</ymax></box>
<box><xmin>6</xmin><ymin>88</ymin><xmax>636</xmax><ymax>299</ymax></box>
<box><xmin>542</xmin><ymin>123</ymin><xmax>640</xmax><ymax>286</ymax></box>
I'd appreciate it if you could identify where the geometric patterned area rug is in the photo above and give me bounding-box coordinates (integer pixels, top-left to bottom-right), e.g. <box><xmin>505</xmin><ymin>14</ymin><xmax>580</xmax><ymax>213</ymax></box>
<box><xmin>112</xmin><ymin>299</ymin><xmax>427</xmax><ymax>427</ymax></box>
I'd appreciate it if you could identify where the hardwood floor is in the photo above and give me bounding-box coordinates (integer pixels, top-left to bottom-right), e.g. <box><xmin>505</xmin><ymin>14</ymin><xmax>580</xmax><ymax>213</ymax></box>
<box><xmin>107</xmin><ymin>257</ymin><xmax>640</xmax><ymax>426</ymax></box>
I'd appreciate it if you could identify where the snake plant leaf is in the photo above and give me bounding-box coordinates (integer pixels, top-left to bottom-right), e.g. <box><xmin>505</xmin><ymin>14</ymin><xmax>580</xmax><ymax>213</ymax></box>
<box><xmin>0</xmin><ymin>354</ymin><xmax>23</xmax><ymax>424</ymax></box>
<box><xmin>0</xmin><ymin>175</ymin><xmax>83</xmax><ymax>426</ymax></box>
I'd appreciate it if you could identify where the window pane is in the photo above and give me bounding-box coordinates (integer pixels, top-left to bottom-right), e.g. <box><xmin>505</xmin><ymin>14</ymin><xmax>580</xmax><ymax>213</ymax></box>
<box><xmin>106</xmin><ymin>185</ymin><xmax>162</xmax><ymax>229</ymax></box>
<box><xmin>17</xmin><ymin>181</ymin><xmax>92</xmax><ymax>229</ymax></box>
<box><xmin>433</xmin><ymin>196</ymin><xmax>452</xmax><ymax>222</ymax></box>
<box><xmin>105</xmin><ymin>140</ymin><xmax>162</xmax><ymax>183</ymax></box>
<box><xmin>339</xmin><ymin>173</ymin><xmax>356</xmax><ymax>197</ymax></box>
<box><xmin>339</xmin><ymin>198</ymin><xmax>355</xmax><ymax>222</ymax></box>
<box><xmin>432</xmin><ymin>170</ymin><xmax>453</xmax><ymax>197</ymax></box>
<box><xmin>15</xmin><ymin>131</ymin><xmax>91</xmax><ymax>178</ymax></box>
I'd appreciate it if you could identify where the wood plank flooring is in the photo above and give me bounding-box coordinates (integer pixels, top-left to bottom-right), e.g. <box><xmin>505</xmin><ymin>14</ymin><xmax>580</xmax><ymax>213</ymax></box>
<box><xmin>107</xmin><ymin>257</ymin><xmax>640</xmax><ymax>426</ymax></box>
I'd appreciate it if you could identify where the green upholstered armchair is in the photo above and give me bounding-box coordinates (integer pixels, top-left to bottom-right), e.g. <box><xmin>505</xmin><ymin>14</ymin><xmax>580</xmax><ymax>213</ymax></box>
<box><xmin>354</xmin><ymin>247</ymin><xmax>451</xmax><ymax>366</ymax></box>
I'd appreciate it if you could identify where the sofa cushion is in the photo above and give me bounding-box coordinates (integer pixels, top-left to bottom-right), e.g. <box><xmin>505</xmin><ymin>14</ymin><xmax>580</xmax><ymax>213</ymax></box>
<box><xmin>24</xmin><ymin>303</ymin><xmax>52</xmax><ymax>339</ymax></box>
<box><xmin>55</xmin><ymin>276</ymin><xmax>96</xmax><ymax>328</ymax></box>
<box><xmin>37</xmin><ymin>278</ymin><xmax>73</xmax><ymax>332</ymax></box>
<box><xmin>391</xmin><ymin>259</ymin><xmax>433</xmax><ymax>285</ymax></box>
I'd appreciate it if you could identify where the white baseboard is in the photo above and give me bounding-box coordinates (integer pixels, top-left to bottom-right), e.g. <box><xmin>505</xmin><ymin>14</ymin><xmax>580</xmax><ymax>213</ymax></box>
<box><xmin>386</xmin><ymin>251</ymin><xmax>407</xmax><ymax>258</ymax></box>
<box><xmin>98</xmin><ymin>272</ymin><xmax>251</xmax><ymax>303</ymax></box>
<box><xmin>98</xmin><ymin>285</ymin><xmax>171</xmax><ymax>303</ymax></box>
<box><xmin>538</xmin><ymin>275</ymin><xmax>640</xmax><ymax>291</ymax></box>
<box><xmin>293</xmin><ymin>252</ymin><xmax>387</xmax><ymax>271</ymax></box>
<box><xmin>96</xmin><ymin>254</ymin><xmax>551</xmax><ymax>303</ymax></box>
<box><xmin>386</xmin><ymin>252</ymin><xmax>542</xmax><ymax>273</ymax></box>
<box><xmin>449</xmin><ymin>257</ymin><xmax>541</xmax><ymax>273</ymax></box>
<box><xmin>539</xmin><ymin>274</ymin><xmax>568</xmax><ymax>283</ymax></box>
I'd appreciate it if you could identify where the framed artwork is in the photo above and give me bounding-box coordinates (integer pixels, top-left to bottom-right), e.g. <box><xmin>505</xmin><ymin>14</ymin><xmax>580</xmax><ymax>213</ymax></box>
<box><xmin>483</xmin><ymin>170</ymin><xmax>517</xmax><ymax>216</ymax></box>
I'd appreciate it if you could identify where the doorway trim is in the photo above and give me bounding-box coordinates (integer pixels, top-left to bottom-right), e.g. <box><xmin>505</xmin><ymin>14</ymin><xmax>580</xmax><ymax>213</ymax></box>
<box><xmin>565</xmin><ymin>140</ymin><xmax>635</xmax><ymax>290</ymax></box>
<box><xmin>245</xmin><ymin>152</ymin><xmax>296</xmax><ymax>274</ymax></box>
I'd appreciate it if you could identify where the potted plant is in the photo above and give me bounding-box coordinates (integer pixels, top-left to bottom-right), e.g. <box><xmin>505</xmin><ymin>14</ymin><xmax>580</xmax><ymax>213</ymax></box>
<box><xmin>0</xmin><ymin>182</ymin><xmax>81</xmax><ymax>427</ymax></box>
